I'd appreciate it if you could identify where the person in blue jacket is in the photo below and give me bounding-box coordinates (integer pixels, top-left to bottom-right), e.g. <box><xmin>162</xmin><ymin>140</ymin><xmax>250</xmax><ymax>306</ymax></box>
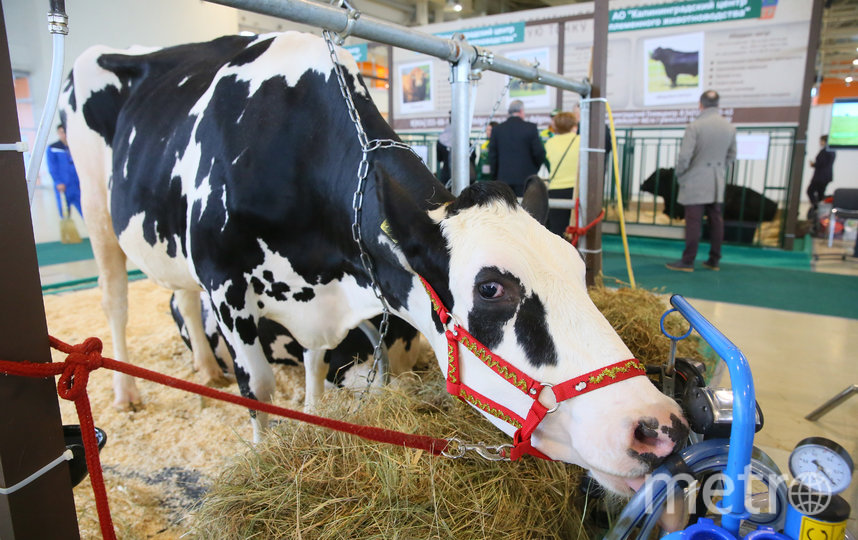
<box><xmin>45</xmin><ymin>124</ymin><xmax>82</xmax><ymax>217</ymax></box>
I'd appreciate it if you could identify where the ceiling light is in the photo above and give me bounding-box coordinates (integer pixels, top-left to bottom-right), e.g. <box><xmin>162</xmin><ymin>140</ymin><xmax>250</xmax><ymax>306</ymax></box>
<box><xmin>453</xmin><ymin>2</ymin><xmax>463</xmax><ymax>11</ymax></box>
<box><xmin>846</xmin><ymin>76</ymin><xmax>854</xmax><ymax>83</ymax></box>
<box><xmin>853</xmin><ymin>59</ymin><xmax>858</xmax><ymax>65</ymax></box>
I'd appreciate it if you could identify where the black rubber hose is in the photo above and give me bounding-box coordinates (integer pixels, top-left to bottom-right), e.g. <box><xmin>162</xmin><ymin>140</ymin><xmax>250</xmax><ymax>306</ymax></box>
<box><xmin>49</xmin><ymin>0</ymin><xmax>66</xmax><ymax>16</ymax></box>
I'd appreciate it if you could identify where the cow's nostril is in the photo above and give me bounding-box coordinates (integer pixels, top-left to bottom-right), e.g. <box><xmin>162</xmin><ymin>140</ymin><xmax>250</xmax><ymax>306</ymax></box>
<box><xmin>634</xmin><ymin>418</ymin><xmax>660</xmax><ymax>445</ymax></box>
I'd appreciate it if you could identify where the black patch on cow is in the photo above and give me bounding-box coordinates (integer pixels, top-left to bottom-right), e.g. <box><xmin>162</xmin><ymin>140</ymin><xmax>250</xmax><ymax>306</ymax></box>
<box><xmin>270</xmin><ymin>282</ymin><xmax>291</xmax><ymax>301</ymax></box>
<box><xmin>235</xmin><ymin>316</ymin><xmax>257</xmax><ymax>345</ymax></box>
<box><xmin>293</xmin><ymin>287</ymin><xmax>315</xmax><ymax>302</ymax></box>
<box><xmin>218</xmin><ymin>303</ymin><xmax>234</xmax><ymax>331</ymax></box>
<box><xmin>513</xmin><ymin>294</ymin><xmax>558</xmax><ymax>367</ymax></box>
<box><xmin>233</xmin><ymin>363</ymin><xmax>257</xmax><ymax>406</ymax></box>
<box><xmin>445</xmin><ymin>181</ymin><xmax>517</xmax><ymax>218</ymax></box>
<box><xmin>257</xmin><ymin>301</ymin><xmax>264</xmax><ymax>309</ymax></box>
<box><xmin>258</xmin><ymin>319</ymin><xmax>302</xmax><ymax>366</ymax></box>
<box><xmin>661</xmin><ymin>413</ymin><xmax>689</xmax><ymax>445</ymax></box>
<box><xmin>467</xmin><ymin>266</ymin><xmax>522</xmax><ymax>350</ymax></box>
<box><xmin>250</xmin><ymin>277</ymin><xmax>265</xmax><ymax>295</ymax></box>
<box><xmin>225</xmin><ymin>281</ymin><xmax>247</xmax><ymax>311</ymax></box>
<box><xmin>263</xmin><ymin>270</ymin><xmax>274</xmax><ymax>282</ymax></box>
<box><xmin>228</xmin><ymin>38</ymin><xmax>274</xmax><ymax>67</ymax></box>
<box><xmin>64</xmin><ymin>72</ymin><xmax>77</xmax><ymax>112</ymax></box>
<box><xmin>82</xmin><ymin>85</ymin><xmax>126</xmax><ymax>147</ymax></box>
<box><xmin>627</xmin><ymin>449</ymin><xmax>662</xmax><ymax>470</ymax></box>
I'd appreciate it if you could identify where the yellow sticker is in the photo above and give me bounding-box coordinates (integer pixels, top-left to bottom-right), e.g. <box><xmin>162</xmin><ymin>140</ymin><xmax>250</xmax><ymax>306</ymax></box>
<box><xmin>799</xmin><ymin>515</ymin><xmax>847</xmax><ymax>540</ymax></box>
<box><xmin>380</xmin><ymin>219</ymin><xmax>397</xmax><ymax>244</ymax></box>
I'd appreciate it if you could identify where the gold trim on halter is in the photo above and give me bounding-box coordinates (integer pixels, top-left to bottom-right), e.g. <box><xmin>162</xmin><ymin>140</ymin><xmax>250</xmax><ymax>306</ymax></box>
<box><xmin>459</xmin><ymin>389</ymin><xmax>523</xmax><ymax>429</ymax></box>
<box><xmin>588</xmin><ymin>360</ymin><xmax>646</xmax><ymax>385</ymax></box>
<box><xmin>461</xmin><ymin>335</ymin><xmax>529</xmax><ymax>393</ymax></box>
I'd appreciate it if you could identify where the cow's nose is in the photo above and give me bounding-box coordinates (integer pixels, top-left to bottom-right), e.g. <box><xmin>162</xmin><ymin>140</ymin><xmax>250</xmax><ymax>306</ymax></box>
<box><xmin>628</xmin><ymin>416</ymin><xmax>688</xmax><ymax>467</ymax></box>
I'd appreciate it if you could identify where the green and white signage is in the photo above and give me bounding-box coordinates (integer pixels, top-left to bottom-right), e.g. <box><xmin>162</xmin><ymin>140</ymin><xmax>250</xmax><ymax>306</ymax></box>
<box><xmin>434</xmin><ymin>22</ymin><xmax>525</xmax><ymax>47</ymax></box>
<box><xmin>609</xmin><ymin>0</ymin><xmax>762</xmax><ymax>33</ymax></box>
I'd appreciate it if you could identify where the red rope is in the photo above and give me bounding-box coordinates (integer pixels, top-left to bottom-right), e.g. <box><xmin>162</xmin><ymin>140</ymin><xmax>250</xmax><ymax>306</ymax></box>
<box><xmin>0</xmin><ymin>335</ymin><xmax>452</xmax><ymax>539</ymax></box>
<box><xmin>565</xmin><ymin>199</ymin><xmax>606</xmax><ymax>247</ymax></box>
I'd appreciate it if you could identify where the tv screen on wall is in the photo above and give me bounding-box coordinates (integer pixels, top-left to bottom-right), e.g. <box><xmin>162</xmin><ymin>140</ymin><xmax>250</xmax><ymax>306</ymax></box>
<box><xmin>829</xmin><ymin>97</ymin><xmax>858</xmax><ymax>149</ymax></box>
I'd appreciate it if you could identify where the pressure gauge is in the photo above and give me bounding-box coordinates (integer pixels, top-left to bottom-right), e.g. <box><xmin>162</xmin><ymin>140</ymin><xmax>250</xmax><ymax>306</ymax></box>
<box><xmin>788</xmin><ymin>437</ymin><xmax>854</xmax><ymax>495</ymax></box>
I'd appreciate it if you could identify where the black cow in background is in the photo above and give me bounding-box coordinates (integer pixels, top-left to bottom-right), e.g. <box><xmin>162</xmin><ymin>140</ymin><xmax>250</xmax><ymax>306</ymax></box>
<box><xmin>641</xmin><ymin>168</ymin><xmax>778</xmax><ymax>222</ymax></box>
<box><xmin>650</xmin><ymin>47</ymin><xmax>699</xmax><ymax>88</ymax></box>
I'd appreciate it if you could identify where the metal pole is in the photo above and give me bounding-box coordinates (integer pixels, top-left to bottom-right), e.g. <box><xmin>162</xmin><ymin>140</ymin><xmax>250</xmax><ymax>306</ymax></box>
<box><xmin>206</xmin><ymin>0</ymin><xmax>590</xmax><ymax>95</ymax></box>
<box><xmin>450</xmin><ymin>37</ymin><xmax>473</xmax><ymax>196</ymax></box>
<box><xmin>0</xmin><ymin>1</ymin><xmax>80</xmax><ymax>536</ymax></box>
<box><xmin>584</xmin><ymin>0</ymin><xmax>608</xmax><ymax>286</ymax></box>
<box><xmin>578</xmin><ymin>99</ymin><xmax>590</xmax><ymax>231</ymax></box>
<box><xmin>784</xmin><ymin>0</ymin><xmax>824</xmax><ymax>251</ymax></box>
<box><xmin>805</xmin><ymin>384</ymin><xmax>858</xmax><ymax>421</ymax></box>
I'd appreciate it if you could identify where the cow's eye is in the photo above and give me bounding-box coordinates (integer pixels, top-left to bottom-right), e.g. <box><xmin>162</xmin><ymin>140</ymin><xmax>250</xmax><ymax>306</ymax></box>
<box><xmin>477</xmin><ymin>281</ymin><xmax>504</xmax><ymax>299</ymax></box>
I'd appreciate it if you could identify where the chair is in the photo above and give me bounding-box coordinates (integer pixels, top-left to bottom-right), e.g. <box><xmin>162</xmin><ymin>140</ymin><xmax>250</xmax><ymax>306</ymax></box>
<box><xmin>820</xmin><ymin>188</ymin><xmax>858</xmax><ymax>260</ymax></box>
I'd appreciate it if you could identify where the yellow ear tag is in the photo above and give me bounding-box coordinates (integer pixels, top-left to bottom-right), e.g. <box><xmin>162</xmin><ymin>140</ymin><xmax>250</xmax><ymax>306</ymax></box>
<box><xmin>380</xmin><ymin>219</ymin><xmax>397</xmax><ymax>244</ymax></box>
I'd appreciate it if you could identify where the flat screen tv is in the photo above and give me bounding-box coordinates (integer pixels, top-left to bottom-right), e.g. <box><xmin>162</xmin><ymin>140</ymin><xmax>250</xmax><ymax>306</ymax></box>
<box><xmin>828</xmin><ymin>97</ymin><xmax>858</xmax><ymax>149</ymax></box>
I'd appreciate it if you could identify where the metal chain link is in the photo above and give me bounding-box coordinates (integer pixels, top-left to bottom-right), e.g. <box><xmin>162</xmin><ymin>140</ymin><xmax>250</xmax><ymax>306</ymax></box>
<box><xmin>322</xmin><ymin>27</ymin><xmax>420</xmax><ymax>400</ymax></box>
<box><xmin>470</xmin><ymin>77</ymin><xmax>512</xmax><ymax>156</ymax></box>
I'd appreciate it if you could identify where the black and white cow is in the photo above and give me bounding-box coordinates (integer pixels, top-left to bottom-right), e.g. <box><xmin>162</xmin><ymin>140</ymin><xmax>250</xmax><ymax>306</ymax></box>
<box><xmin>650</xmin><ymin>47</ymin><xmax>699</xmax><ymax>88</ymax></box>
<box><xmin>63</xmin><ymin>31</ymin><xmax>685</xmax><ymax>495</ymax></box>
<box><xmin>170</xmin><ymin>292</ymin><xmax>423</xmax><ymax>389</ymax></box>
<box><xmin>641</xmin><ymin>168</ymin><xmax>779</xmax><ymax>222</ymax></box>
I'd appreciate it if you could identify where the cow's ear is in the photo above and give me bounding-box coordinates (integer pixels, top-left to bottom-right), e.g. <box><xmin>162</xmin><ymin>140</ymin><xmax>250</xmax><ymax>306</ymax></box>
<box><xmin>521</xmin><ymin>175</ymin><xmax>549</xmax><ymax>225</ymax></box>
<box><xmin>377</xmin><ymin>166</ymin><xmax>451</xmax><ymax>296</ymax></box>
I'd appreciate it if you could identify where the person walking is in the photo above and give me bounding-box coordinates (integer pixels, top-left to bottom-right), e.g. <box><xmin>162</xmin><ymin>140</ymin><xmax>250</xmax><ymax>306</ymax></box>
<box><xmin>544</xmin><ymin>111</ymin><xmax>579</xmax><ymax>236</ymax></box>
<box><xmin>488</xmin><ymin>99</ymin><xmax>546</xmax><ymax>197</ymax></box>
<box><xmin>806</xmin><ymin>134</ymin><xmax>836</xmax><ymax>214</ymax></box>
<box><xmin>45</xmin><ymin>124</ymin><xmax>82</xmax><ymax>218</ymax></box>
<box><xmin>666</xmin><ymin>90</ymin><xmax>737</xmax><ymax>272</ymax></box>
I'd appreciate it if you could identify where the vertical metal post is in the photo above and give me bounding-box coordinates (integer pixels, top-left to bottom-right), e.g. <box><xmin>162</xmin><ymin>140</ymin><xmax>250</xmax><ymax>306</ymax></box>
<box><xmin>784</xmin><ymin>0</ymin><xmax>824</xmax><ymax>250</ymax></box>
<box><xmin>0</xmin><ymin>2</ymin><xmax>80</xmax><ymax>537</ymax></box>
<box><xmin>450</xmin><ymin>35</ymin><xmax>473</xmax><ymax>196</ymax></box>
<box><xmin>577</xmin><ymin>99</ymin><xmax>590</xmax><ymax>230</ymax></box>
<box><xmin>584</xmin><ymin>0</ymin><xmax>608</xmax><ymax>285</ymax></box>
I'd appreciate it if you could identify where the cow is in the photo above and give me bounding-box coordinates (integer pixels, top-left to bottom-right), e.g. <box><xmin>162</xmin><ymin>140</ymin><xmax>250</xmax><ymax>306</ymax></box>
<box><xmin>62</xmin><ymin>31</ymin><xmax>686</xmax><ymax>496</ymax></box>
<box><xmin>641</xmin><ymin>168</ymin><xmax>778</xmax><ymax>222</ymax></box>
<box><xmin>400</xmin><ymin>66</ymin><xmax>427</xmax><ymax>103</ymax></box>
<box><xmin>650</xmin><ymin>47</ymin><xmax>699</xmax><ymax>88</ymax></box>
<box><xmin>170</xmin><ymin>292</ymin><xmax>423</xmax><ymax>389</ymax></box>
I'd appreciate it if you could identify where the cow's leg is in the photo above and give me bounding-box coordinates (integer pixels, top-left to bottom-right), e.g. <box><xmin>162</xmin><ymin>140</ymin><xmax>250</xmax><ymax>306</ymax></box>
<box><xmin>173</xmin><ymin>289</ymin><xmax>233</xmax><ymax>386</ymax></box>
<box><xmin>303</xmin><ymin>348</ymin><xmax>327</xmax><ymax>412</ymax></box>
<box><xmin>90</xmin><ymin>223</ymin><xmax>140</xmax><ymax>409</ymax></box>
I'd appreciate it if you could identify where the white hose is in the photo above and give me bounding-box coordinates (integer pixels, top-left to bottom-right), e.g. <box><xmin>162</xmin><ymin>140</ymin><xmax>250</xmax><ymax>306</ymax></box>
<box><xmin>26</xmin><ymin>32</ymin><xmax>66</xmax><ymax>205</ymax></box>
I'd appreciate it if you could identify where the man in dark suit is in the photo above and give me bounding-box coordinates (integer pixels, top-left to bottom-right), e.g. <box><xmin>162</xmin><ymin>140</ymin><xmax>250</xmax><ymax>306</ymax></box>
<box><xmin>488</xmin><ymin>99</ymin><xmax>546</xmax><ymax>197</ymax></box>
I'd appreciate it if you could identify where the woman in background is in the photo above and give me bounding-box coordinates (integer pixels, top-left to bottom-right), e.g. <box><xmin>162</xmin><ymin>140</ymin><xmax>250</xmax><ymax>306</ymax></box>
<box><xmin>544</xmin><ymin>112</ymin><xmax>579</xmax><ymax>237</ymax></box>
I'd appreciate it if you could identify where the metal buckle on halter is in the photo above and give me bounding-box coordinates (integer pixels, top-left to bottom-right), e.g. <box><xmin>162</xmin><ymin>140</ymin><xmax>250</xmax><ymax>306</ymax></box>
<box><xmin>536</xmin><ymin>382</ymin><xmax>560</xmax><ymax>413</ymax></box>
<box><xmin>442</xmin><ymin>438</ymin><xmax>513</xmax><ymax>461</ymax></box>
<box><xmin>444</xmin><ymin>312</ymin><xmax>464</xmax><ymax>338</ymax></box>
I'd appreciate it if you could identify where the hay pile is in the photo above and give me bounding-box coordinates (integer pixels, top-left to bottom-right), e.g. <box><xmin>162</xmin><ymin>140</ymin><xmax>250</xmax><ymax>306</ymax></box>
<box><xmin>42</xmin><ymin>280</ymin><xmax>711</xmax><ymax>539</ymax></box>
<box><xmin>190</xmin><ymin>286</ymin><xmax>711</xmax><ymax>539</ymax></box>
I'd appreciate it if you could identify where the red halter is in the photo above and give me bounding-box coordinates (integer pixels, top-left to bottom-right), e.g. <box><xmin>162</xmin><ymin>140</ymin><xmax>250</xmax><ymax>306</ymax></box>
<box><xmin>418</xmin><ymin>276</ymin><xmax>646</xmax><ymax>461</ymax></box>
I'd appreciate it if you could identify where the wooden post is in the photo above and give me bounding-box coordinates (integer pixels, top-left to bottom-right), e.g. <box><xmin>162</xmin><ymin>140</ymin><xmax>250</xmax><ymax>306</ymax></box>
<box><xmin>584</xmin><ymin>0</ymin><xmax>608</xmax><ymax>286</ymax></box>
<box><xmin>0</xmin><ymin>2</ymin><xmax>81</xmax><ymax>537</ymax></box>
<box><xmin>783</xmin><ymin>0</ymin><xmax>824</xmax><ymax>251</ymax></box>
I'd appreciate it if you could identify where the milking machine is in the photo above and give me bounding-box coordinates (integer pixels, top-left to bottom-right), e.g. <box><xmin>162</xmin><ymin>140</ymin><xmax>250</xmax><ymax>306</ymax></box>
<box><xmin>603</xmin><ymin>295</ymin><xmax>854</xmax><ymax>540</ymax></box>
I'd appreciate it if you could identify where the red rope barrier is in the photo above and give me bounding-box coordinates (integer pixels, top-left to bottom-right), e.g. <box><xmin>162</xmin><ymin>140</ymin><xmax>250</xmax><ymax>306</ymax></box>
<box><xmin>0</xmin><ymin>335</ymin><xmax>452</xmax><ymax>539</ymax></box>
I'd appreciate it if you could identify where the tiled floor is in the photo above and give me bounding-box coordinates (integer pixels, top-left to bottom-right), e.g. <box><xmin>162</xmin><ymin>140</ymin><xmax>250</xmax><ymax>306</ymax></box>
<box><xmin>31</xmin><ymin>186</ymin><xmax>858</xmax><ymax>533</ymax></box>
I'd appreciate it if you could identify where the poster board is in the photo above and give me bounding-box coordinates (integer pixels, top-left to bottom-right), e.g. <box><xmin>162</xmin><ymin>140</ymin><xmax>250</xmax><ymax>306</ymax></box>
<box><xmin>391</xmin><ymin>0</ymin><xmax>813</xmax><ymax>130</ymax></box>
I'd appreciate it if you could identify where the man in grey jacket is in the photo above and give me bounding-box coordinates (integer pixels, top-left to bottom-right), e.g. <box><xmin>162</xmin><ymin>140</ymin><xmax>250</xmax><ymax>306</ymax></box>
<box><xmin>666</xmin><ymin>90</ymin><xmax>737</xmax><ymax>272</ymax></box>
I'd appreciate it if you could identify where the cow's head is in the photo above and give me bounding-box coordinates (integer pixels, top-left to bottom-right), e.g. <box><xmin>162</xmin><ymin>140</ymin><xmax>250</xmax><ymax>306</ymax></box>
<box><xmin>379</xmin><ymin>171</ymin><xmax>686</xmax><ymax>495</ymax></box>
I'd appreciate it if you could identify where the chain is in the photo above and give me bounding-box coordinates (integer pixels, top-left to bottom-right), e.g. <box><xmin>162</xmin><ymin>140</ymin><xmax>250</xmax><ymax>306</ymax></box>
<box><xmin>471</xmin><ymin>77</ymin><xmax>512</xmax><ymax>155</ymax></box>
<box><xmin>322</xmin><ymin>27</ymin><xmax>420</xmax><ymax>400</ymax></box>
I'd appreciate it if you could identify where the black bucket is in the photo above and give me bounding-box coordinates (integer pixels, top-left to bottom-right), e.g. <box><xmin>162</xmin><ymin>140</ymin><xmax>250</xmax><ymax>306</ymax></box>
<box><xmin>63</xmin><ymin>425</ymin><xmax>108</xmax><ymax>487</ymax></box>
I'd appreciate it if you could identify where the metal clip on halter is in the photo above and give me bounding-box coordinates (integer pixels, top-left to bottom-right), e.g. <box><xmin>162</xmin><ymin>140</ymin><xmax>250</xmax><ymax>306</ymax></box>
<box><xmin>442</xmin><ymin>438</ymin><xmax>513</xmax><ymax>461</ymax></box>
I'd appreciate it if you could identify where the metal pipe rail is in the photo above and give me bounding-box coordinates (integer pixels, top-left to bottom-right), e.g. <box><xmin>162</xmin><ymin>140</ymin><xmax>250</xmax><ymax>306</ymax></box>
<box><xmin>208</xmin><ymin>0</ymin><xmax>590</xmax><ymax>96</ymax></box>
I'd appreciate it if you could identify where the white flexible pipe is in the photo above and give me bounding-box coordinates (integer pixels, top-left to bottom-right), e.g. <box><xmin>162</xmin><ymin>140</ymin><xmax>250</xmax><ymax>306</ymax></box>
<box><xmin>26</xmin><ymin>32</ymin><xmax>66</xmax><ymax>205</ymax></box>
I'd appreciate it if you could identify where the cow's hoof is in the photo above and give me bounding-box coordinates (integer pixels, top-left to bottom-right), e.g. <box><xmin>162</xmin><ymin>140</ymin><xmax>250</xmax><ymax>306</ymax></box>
<box><xmin>201</xmin><ymin>371</ymin><xmax>233</xmax><ymax>388</ymax></box>
<box><xmin>113</xmin><ymin>399</ymin><xmax>143</xmax><ymax>412</ymax></box>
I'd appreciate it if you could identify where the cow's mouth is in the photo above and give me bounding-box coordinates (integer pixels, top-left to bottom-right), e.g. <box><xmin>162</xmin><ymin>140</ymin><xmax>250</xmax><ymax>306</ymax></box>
<box><xmin>588</xmin><ymin>468</ymin><xmax>647</xmax><ymax>496</ymax></box>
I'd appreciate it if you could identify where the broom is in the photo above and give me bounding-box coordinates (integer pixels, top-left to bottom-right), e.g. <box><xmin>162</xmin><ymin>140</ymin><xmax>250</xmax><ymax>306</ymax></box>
<box><xmin>59</xmin><ymin>191</ymin><xmax>82</xmax><ymax>244</ymax></box>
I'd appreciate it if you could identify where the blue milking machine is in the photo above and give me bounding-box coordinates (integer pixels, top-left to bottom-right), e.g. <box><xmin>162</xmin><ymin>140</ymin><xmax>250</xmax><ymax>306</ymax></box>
<box><xmin>603</xmin><ymin>295</ymin><xmax>854</xmax><ymax>540</ymax></box>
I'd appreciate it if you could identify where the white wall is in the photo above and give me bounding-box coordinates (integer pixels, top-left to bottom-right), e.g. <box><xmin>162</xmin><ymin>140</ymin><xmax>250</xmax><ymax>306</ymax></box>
<box><xmin>803</xmin><ymin>105</ymin><xmax>858</xmax><ymax>198</ymax></box>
